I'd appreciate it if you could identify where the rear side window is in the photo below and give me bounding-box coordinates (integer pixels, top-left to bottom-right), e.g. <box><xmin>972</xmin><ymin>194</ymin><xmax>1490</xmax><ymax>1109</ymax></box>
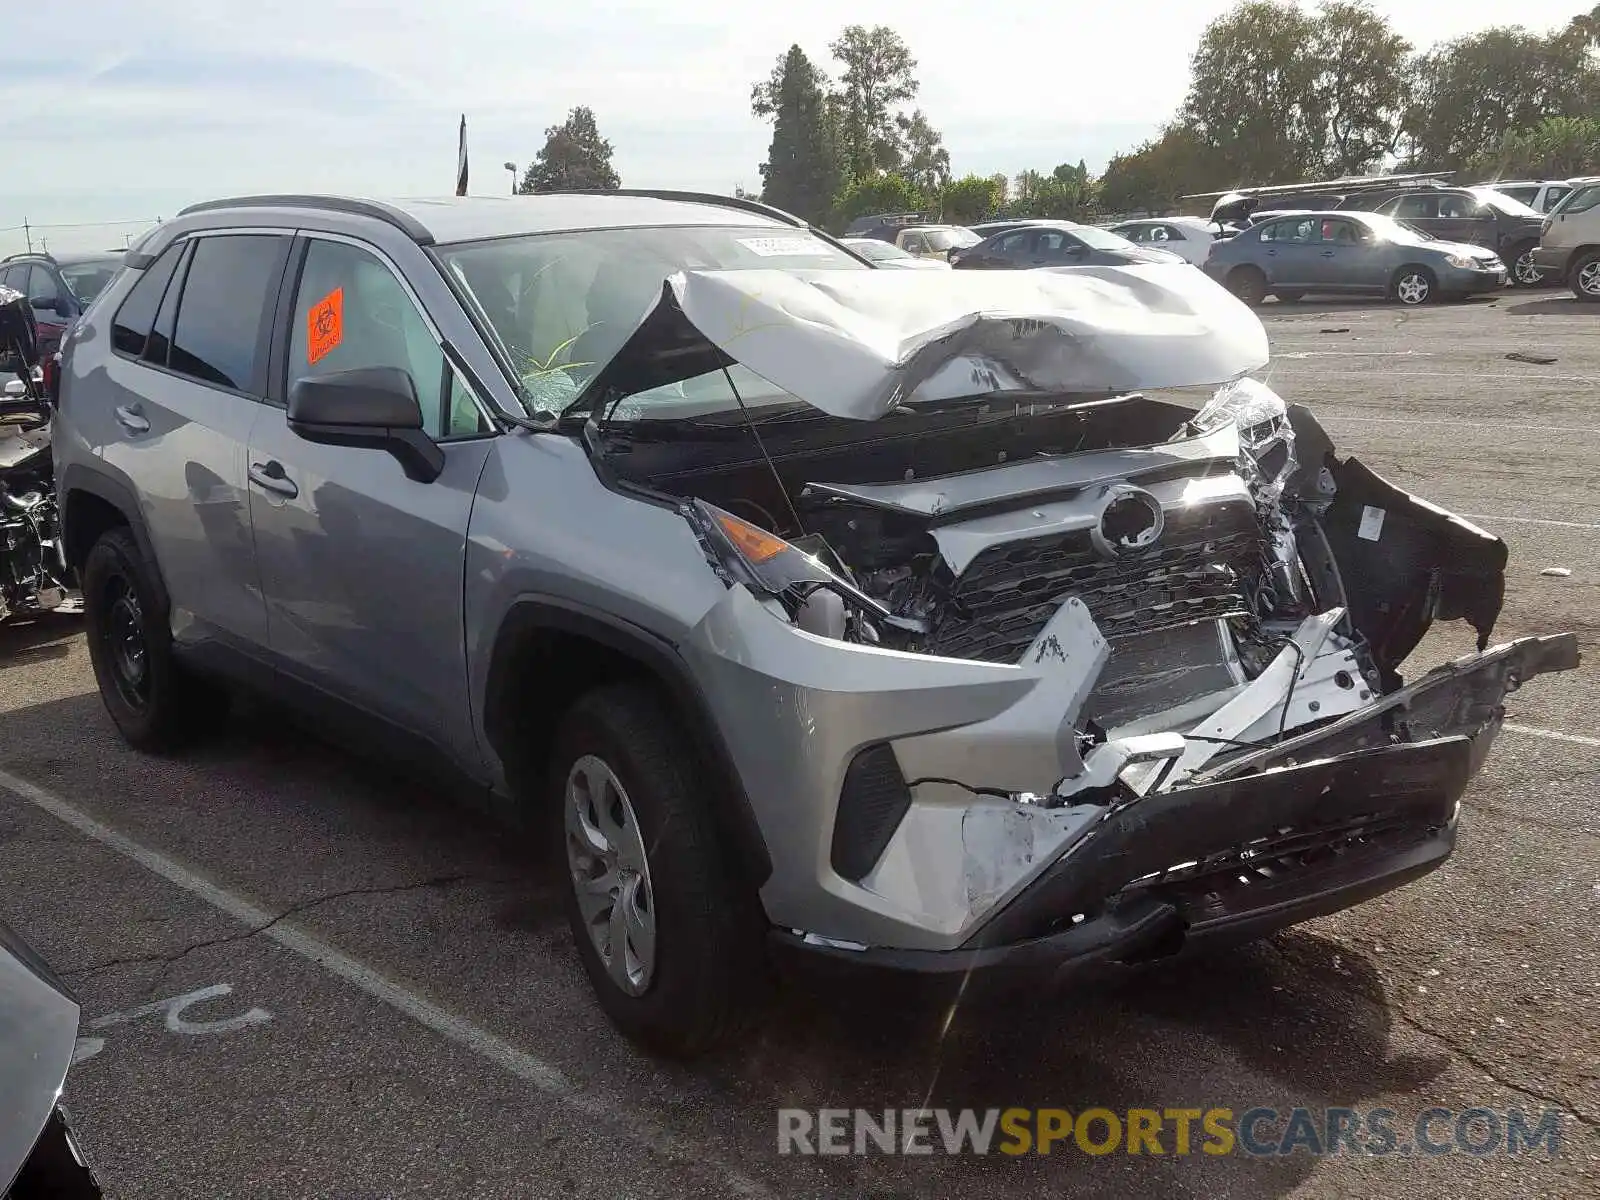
<box><xmin>168</xmin><ymin>234</ymin><xmax>288</xmax><ymax>393</ymax></box>
<box><xmin>111</xmin><ymin>244</ymin><xmax>184</xmax><ymax>357</ymax></box>
<box><xmin>1501</xmin><ymin>186</ymin><xmax>1538</xmax><ymax>206</ymax></box>
<box><xmin>1560</xmin><ymin>184</ymin><xmax>1600</xmax><ymax>215</ymax></box>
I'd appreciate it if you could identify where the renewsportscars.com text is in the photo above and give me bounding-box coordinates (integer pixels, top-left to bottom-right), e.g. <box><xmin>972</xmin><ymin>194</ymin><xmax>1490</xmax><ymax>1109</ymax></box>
<box><xmin>777</xmin><ymin>1106</ymin><xmax>1565</xmax><ymax>1158</ymax></box>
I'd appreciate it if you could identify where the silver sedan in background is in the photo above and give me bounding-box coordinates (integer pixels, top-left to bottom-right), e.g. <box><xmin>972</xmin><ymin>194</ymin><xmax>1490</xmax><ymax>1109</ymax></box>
<box><xmin>1201</xmin><ymin>210</ymin><xmax>1507</xmax><ymax>306</ymax></box>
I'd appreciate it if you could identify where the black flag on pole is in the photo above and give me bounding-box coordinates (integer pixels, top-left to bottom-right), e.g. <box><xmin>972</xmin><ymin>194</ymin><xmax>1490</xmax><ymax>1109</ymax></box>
<box><xmin>456</xmin><ymin>114</ymin><xmax>469</xmax><ymax>196</ymax></box>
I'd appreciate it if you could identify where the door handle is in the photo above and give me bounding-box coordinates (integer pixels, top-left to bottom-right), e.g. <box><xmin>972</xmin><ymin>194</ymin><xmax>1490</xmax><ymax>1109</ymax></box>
<box><xmin>248</xmin><ymin>460</ymin><xmax>299</xmax><ymax>499</ymax></box>
<box><xmin>1320</xmin><ymin>250</ymin><xmax>1336</xmax><ymax>257</ymax></box>
<box><xmin>114</xmin><ymin>404</ymin><xmax>149</xmax><ymax>434</ymax></box>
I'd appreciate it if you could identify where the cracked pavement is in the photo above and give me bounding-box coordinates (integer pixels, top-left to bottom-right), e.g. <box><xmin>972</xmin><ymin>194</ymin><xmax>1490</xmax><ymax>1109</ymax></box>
<box><xmin>1</xmin><ymin>294</ymin><xmax>1597</xmax><ymax>1197</ymax></box>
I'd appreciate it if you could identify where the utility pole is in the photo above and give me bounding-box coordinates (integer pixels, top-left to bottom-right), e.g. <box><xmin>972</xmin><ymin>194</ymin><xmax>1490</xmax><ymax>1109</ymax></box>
<box><xmin>22</xmin><ymin>220</ymin><xmax>31</xmax><ymax>253</ymax></box>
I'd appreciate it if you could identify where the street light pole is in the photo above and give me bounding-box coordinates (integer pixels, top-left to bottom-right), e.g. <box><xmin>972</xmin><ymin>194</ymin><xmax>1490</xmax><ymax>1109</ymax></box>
<box><xmin>504</xmin><ymin>162</ymin><xmax>518</xmax><ymax>195</ymax></box>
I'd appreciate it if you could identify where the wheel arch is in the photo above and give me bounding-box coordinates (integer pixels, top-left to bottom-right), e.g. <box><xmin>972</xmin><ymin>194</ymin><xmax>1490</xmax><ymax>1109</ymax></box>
<box><xmin>58</xmin><ymin>464</ymin><xmax>167</xmax><ymax>610</ymax></box>
<box><xmin>481</xmin><ymin>599</ymin><xmax>773</xmax><ymax>888</ymax></box>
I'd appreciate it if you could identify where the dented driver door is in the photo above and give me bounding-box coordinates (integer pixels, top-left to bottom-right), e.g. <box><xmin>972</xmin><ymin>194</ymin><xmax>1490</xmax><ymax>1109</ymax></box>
<box><xmin>246</xmin><ymin>233</ymin><xmax>493</xmax><ymax>770</ymax></box>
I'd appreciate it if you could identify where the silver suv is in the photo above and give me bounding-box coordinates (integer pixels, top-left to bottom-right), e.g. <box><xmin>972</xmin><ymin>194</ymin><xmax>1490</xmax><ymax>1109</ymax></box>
<box><xmin>54</xmin><ymin>192</ymin><xmax>1577</xmax><ymax>1057</ymax></box>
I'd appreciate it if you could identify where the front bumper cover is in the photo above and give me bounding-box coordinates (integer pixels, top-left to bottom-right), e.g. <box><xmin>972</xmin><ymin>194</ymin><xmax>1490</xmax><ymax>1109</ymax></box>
<box><xmin>772</xmin><ymin>632</ymin><xmax>1579</xmax><ymax>991</ymax></box>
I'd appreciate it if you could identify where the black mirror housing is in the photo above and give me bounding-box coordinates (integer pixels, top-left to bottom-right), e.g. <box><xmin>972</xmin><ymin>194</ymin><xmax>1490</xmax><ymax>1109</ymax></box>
<box><xmin>288</xmin><ymin>366</ymin><xmax>443</xmax><ymax>483</ymax></box>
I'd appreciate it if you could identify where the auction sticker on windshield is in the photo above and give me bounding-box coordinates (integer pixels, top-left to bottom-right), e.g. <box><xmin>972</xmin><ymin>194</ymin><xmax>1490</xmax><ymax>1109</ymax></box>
<box><xmin>737</xmin><ymin>237</ymin><xmax>836</xmax><ymax>257</ymax></box>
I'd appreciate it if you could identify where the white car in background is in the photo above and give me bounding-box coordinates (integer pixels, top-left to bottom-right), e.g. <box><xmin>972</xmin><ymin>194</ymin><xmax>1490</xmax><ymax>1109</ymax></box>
<box><xmin>1478</xmin><ymin>180</ymin><xmax>1579</xmax><ymax>215</ymax></box>
<box><xmin>841</xmin><ymin>237</ymin><xmax>953</xmax><ymax>270</ymax></box>
<box><xmin>1104</xmin><ymin>216</ymin><xmax>1219</xmax><ymax>266</ymax></box>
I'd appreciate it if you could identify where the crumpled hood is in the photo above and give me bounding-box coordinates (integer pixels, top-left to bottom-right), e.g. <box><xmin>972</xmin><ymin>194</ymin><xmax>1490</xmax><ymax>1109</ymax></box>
<box><xmin>590</xmin><ymin>264</ymin><xmax>1271</xmax><ymax>422</ymax></box>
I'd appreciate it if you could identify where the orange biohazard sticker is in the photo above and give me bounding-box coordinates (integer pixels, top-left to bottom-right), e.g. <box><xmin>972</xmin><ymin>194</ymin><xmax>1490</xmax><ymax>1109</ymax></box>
<box><xmin>306</xmin><ymin>287</ymin><xmax>343</xmax><ymax>365</ymax></box>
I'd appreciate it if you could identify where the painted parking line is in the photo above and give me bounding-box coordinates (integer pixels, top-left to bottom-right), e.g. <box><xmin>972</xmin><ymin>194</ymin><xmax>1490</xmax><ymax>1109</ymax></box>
<box><xmin>0</xmin><ymin>765</ymin><xmax>771</xmax><ymax>1199</ymax></box>
<box><xmin>1312</xmin><ymin>415</ymin><xmax>1600</xmax><ymax>436</ymax></box>
<box><xmin>1459</xmin><ymin>514</ymin><xmax>1600</xmax><ymax>531</ymax></box>
<box><xmin>1504</xmin><ymin>723</ymin><xmax>1600</xmax><ymax>750</ymax></box>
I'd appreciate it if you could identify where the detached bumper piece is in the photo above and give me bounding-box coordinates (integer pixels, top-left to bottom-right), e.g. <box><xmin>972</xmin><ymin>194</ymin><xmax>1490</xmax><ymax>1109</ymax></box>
<box><xmin>775</xmin><ymin>737</ymin><xmax>1466</xmax><ymax>996</ymax></box>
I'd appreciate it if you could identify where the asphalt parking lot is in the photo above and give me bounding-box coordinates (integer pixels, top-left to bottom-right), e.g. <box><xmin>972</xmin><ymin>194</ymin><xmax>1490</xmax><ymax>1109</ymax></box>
<box><xmin>2</xmin><ymin>289</ymin><xmax>1597</xmax><ymax>1198</ymax></box>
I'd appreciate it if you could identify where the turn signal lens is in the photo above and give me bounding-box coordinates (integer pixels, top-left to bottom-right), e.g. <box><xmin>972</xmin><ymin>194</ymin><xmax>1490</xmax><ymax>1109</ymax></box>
<box><xmin>715</xmin><ymin>512</ymin><xmax>788</xmax><ymax>564</ymax></box>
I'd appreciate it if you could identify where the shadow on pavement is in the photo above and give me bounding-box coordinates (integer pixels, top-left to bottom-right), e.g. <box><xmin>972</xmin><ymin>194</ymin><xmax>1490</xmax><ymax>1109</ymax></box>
<box><xmin>1504</xmin><ymin>296</ymin><xmax>1594</xmax><ymax>316</ymax></box>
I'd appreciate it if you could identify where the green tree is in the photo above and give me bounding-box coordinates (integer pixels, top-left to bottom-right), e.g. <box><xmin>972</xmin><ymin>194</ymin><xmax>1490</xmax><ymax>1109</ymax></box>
<box><xmin>828</xmin><ymin>25</ymin><xmax>920</xmax><ymax>178</ymax></box>
<box><xmin>1006</xmin><ymin>167</ymin><xmax>1096</xmax><ymax>220</ymax></box>
<box><xmin>1309</xmin><ymin>1</ymin><xmax>1411</xmax><ymax>173</ymax></box>
<box><xmin>1463</xmin><ymin>115</ymin><xmax>1600</xmax><ymax>180</ymax></box>
<box><xmin>1183</xmin><ymin>1</ymin><xmax>1324</xmax><ymax>183</ymax></box>
<box><xmin>897</xmin><ymin>109</ymin><xmax>950</xmax><ymax>194</ymax></box>
<box><xmin>1403</xmin><ymin>27</ymin><xmax>1600</xmax><ymax>169</ymax></box>
<box><xmin>751</xmin><ymin>45</ymin><xmax>841</xmax><ymax>225</ymax></box>
<box><xmin>941</xmin><ymin>174</ymin><xmax>1003</xmax><ymax>224</ymax></box>
<box><xmin>831</xmin><ymin>172</ymin><xmax>924</xmax><ymax>231</ymax></box>
<box><xmin>1566</xmin><ymin>3</ymin><xmax>1600</xmax><ymax>50</ymax></box>
<box><xmin>521</xmin><ymin>106</ymin><xmax>620</xmax><ymax>193</ymax></box>
<box><xmin>1097</xmin><ymin>123</ymin><xmax>1218</xmax><ymax>214</ymax></box>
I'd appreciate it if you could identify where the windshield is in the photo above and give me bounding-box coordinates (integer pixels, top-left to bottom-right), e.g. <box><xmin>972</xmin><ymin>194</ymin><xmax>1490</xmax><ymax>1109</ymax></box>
<box><xmin>923</xmin><ymin>228</ymin><xmax>979</xmax><ymax>250</ymax></box>
<box><xmin>850</xmin><ymin>240</ymin><xmax>911</xmax><ymax>261</ymax></box>
<box><xmin>59</xmin><ymin>260</ymin><xmax>122</xmax><ymax>304</ymax></box>
<box><xmin>1470</xmin><ymin>187</ymin><xmax>1540</xmax><ymax>218</ymax></box>
<box><xmin>1071</xmin><ymin>226</ymin><xmax>1138</xmax><ymax>251</ymax></box>
<box><xmin>433</xmin><ymin>225</ymin><xmax>864</xmax><ymax>417</ymax></box>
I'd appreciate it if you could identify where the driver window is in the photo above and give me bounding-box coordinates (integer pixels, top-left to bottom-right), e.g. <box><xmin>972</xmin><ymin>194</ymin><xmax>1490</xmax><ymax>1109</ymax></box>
<box><xmin>289</xmin><ymin>239</ymin><xmax>487</xmax><ymax>439</ymax></box>
<box><xmin>1438</xmin><ymin>194</ymin><xmax>1479</xmax><ymax>218</ymax></box>
<box><xmin>1117</xmin><ymin>226</ymin><xmax>1146</xmax><ymax>243</ymax></box>
<box><xmin>26</xmin><ymin>265</ymin><xmax>60</xmax><ymax>306</ymax></box>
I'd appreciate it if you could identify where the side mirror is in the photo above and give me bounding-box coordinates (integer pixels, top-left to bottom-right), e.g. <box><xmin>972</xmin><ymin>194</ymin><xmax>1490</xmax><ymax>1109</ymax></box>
<box><xmin>287</xmin><ymin>366</ymin><xmax>443</xmax><ymax>483</ymax></box>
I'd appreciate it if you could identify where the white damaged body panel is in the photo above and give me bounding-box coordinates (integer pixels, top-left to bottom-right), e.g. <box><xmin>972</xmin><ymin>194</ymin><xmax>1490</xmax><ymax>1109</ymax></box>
<box><xmin>659</xmin><ymin>264</ymin><xmax>1270</xmax><ymax>420</ymax></box>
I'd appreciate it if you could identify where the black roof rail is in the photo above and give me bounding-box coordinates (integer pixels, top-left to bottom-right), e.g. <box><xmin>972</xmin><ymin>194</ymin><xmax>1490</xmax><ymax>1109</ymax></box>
<box><xmin>2</xmin><ymin>250</ymin><xmax>53</xmax><ymax>264</ymax></box>
<box><xmin>588</xmin><ymin>188</ymin><xmax>808</xmax><ymax>228</ymax></box>
<box><xmin>174</xmin><ymin>195</ymin><xmax>435</xmax><ymax>244</ymax></box>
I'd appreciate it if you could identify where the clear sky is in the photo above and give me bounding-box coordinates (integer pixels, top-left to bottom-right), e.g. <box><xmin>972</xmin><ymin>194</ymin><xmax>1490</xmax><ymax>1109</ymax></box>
<box><xmin>0</xmin><ymin>0</ymin><xmax>1585</xmax><ymax>255</ymax></box>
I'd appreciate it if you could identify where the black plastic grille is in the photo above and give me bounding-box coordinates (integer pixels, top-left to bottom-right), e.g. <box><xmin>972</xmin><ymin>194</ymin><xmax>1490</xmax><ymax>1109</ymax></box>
<box><xmin>927</xmin><ymin>504</ymin><xmax>1264</xmax><ymax>664</ymax></box>
<box><xmin>830</xmin><ymin>743</ymin><xmax>913</xmax><ymax>883</ymax></box>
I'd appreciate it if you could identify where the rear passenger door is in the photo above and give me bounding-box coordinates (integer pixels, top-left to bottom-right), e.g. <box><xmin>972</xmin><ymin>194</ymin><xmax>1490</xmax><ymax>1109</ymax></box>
<box><xmin>100</xmin><ymin>231</ymin><xmax>290</xmax><ymax>654</ymax></box>
<box><xmin>246</xmin><ymin>233</ymin><xmax>494</xmax><ymax>761</ymax></box>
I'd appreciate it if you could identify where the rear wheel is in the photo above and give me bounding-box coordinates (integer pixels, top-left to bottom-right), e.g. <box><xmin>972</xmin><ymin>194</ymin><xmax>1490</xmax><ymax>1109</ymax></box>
<box><xmin>550</xmin><ymin>683</ymin><xmax>763</xmax><ymax>1058</ymax></box>
<box><xmin>1391</xmin><ymin>265</ymin><xmax>1436</xmax><ymax>306</ymax></box>
<box><xmin>1226</xmin><ymin>266</ymin><xmax>1268</xmax><ymax>307</ymax></box>
<box><xmin>82</xmin><ymin>527</ymin><xmax>229</xmax><ymax>751</ymax></box>
<box><xmin>1509</xmin><ymin>241</ymin><xmax>1544</xmax><ymax>287</ymax></box>
<box><xmin>1572</xmin><ymin>251</ymin><xmax>1600</xmax><ymax>303</ymax></box>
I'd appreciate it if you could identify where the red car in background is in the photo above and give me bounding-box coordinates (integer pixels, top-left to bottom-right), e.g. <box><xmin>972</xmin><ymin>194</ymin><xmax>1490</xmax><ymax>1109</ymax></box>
<box><xmin>0</xmin><ymin>251</ymin><xmax>124</xmax><ymax>358</ymax></box>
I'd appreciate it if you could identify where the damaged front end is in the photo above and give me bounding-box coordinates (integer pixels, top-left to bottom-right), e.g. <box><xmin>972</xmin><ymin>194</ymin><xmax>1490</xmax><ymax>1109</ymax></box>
<box><xmin>581</xmin><ymin>266</ymin><xmax>1578</xmax><ymax>979</ymax></box>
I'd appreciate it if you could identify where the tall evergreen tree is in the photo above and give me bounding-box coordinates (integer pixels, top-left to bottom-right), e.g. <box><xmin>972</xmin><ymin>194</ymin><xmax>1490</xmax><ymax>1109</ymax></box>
<box><xmin>521</xmin><ymin>107</ymin><xmax>620</xmax><ymax>193</ymax></box>
<box><xmin>751</xmin><ymin>46</ymin><xmax>841</xmax><ymax>224</ymax></box>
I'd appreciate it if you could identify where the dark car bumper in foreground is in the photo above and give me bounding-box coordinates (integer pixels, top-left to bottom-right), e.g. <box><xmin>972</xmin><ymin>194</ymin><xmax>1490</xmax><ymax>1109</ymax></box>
<box><xmin>773</xmin><ymin>632</ymin><xmax>1578</xmax><ymax>997</ymax></box>
<box><xmin>6</xmin><ymin>1104</ymin><xmax>103</xmax><ymax>1199</ymax></box>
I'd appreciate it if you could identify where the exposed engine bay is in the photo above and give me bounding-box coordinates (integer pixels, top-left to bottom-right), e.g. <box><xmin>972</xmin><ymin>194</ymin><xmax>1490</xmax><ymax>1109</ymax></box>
<box><xmin>598</xmin><ymin>375</ymin><xmax>1524</xmax><ymax>796</ymax></box>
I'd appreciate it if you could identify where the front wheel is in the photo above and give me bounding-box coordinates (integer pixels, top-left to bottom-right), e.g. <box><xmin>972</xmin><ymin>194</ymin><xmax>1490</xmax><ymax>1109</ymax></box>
<box><xmin>1509</xmin><ymin>242</ymin><xmax>1545</xmax><ymax>287</ymax></box>
<box><xmin>1391</xmin><ymin>266</ymin><xmax>1436</xmax><ymax>306</ymax></box>
<box><xmin>550</xmin><ymin>683</ymin><xmax>762</xmax><ymax>1058</ymax></box>
<box><xmin>82</xmin><ymin>527</ymin><xmax>229</xmax><ymax>751</ymax></box>
<box><xmin>1571</xmin><ymin>251</ymin><xmax>1600</xmax><ymax>303</ymax></box>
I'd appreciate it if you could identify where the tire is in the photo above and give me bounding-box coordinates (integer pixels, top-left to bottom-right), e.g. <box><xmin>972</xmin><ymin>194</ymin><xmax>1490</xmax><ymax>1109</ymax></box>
<box><xmin>1508</xmin><ymin>241</ymin><xmax>1545</xmax><ymax>287</ymax></box>
<box><xmin>82</xmin><ymin>527</ymin><xmax>230</xmax><ymax>752</ymax></box>
<box><xmin>1391</xmin><ymin>265</ymin><xmax>1436</xmax><ymax>306</ymax></box>
<box><xmin>1274</xmin><ymin>290</ymin><xmax>1305</xmax><ymax>302</ymax></box>
<box><xmin>1226</xmin><ymin>266</ymin><xmax>1268</xmax><ymax>307</ymax></box>
<box><xmin>550</xmin><ymin>683</ymin><xmax>762</xmax><ymax>1058</ymax></box>
<box><xmin>1571</xmin><ymin>251</ymin><xmax>1600</xmax><ymax>303</ymax></box>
